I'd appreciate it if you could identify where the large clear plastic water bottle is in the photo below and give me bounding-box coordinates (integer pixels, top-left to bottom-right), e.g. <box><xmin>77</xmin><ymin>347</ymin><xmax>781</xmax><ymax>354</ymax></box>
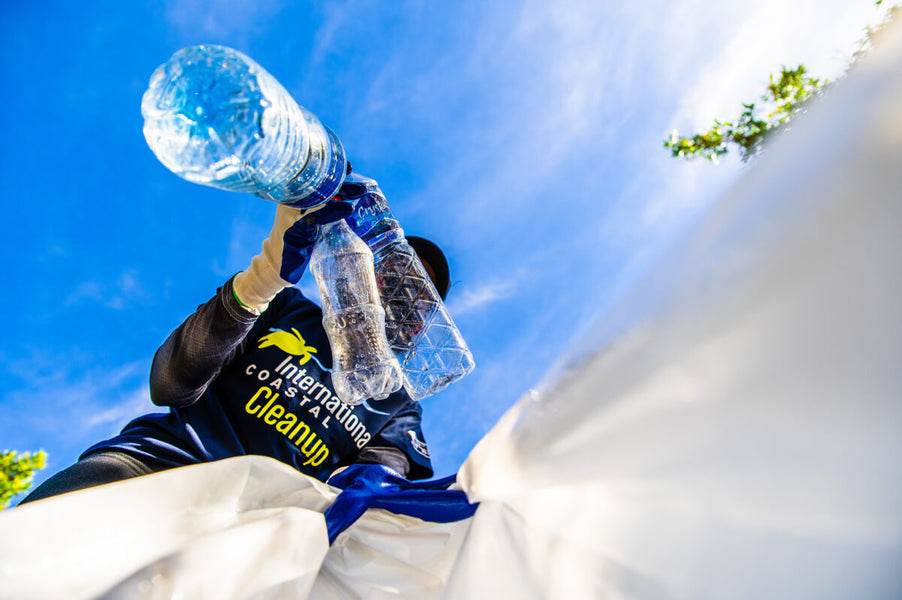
<box><xmin>141</xmin><ymin>44</ymin><xmax>345</xmax><ymax>209</ymax></box>
<box><xmin>344</xmin><ymin>174</ymin><xmax>475</xmax><ymax>400</ymax></box>
<box><xmin>310</xmin><ymin>220</ymin><xmax>404</xmax><ymax>405</ymax></box>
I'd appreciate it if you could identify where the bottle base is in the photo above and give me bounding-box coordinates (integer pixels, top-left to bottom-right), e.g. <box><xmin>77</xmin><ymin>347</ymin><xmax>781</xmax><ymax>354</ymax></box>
<box><xmin>332</xmin><ymin>360</ymin><xmax>404</xmax><ymax>406</ymax></box>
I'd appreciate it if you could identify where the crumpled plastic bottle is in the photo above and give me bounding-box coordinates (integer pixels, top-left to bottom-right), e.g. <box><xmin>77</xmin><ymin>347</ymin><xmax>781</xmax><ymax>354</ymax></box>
<box><xmin>310</xmin><ymin>219</ymin><xmax>404</xmax><ymax>405</ymax></box>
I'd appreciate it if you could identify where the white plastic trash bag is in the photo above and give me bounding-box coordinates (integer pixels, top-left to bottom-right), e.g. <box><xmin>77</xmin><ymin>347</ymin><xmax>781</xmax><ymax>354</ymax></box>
<box><xmin>0</xmin><ymin>457</ymin><xmax>473</xmax><ymax>600</ymax></box>
<box><xmin>0</xmin><ymin>456</ymin><xmax>333</xmax><ymax>599</ymax></box>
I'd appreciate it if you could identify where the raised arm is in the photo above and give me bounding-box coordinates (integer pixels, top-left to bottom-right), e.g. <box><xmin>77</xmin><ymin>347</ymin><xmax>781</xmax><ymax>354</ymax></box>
<box><xmin>149</xmin><ymin>277</ymin><xmax>258</xmax><ymax>407</ymax></box>
<box><xmin>150</xmin><ymin>200</ymin><xmax>355</xmax><ymax>407</ymax></box>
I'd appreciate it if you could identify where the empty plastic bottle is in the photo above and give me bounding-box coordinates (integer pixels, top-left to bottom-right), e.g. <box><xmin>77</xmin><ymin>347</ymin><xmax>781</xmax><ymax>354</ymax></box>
<box><xmin>344</xmin><ymin>174</ymin><xmax>475</xmax><ymax>400</ymax></box>
<box><xmin>310</xmin><ymin>219</ymin><xmax>404</xmax><ymax>405</ymax></box>
<box><xmin>141</xmin><ymin>44</ymin><xmax>345</xmax><ymax>209</ymax></box>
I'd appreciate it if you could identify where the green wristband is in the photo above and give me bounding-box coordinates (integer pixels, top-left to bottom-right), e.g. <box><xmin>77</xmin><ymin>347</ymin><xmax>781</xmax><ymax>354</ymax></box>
<box><xmin>232</xmin><ymin>284</ymin><xmax>260</xmax><ymax>315</ymax></box>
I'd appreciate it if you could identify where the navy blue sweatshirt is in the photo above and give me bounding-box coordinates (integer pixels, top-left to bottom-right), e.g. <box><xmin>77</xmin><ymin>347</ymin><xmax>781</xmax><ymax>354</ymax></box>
<box><xmin>83</xmin><ymin>276</ymin><xmax>433</xmax><ymax>481</ymax></box>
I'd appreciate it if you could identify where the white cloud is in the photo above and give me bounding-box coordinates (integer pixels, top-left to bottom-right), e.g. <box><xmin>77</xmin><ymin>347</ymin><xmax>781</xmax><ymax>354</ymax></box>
<box><xmin>65</xmin><ymin>281</ymin><xmax>104</xmax><ymax>306</ymax></box>
<box><xmin>396</xmin><ymin>0</ymin><xmax>884</xmax><ymax>225</ymax></box>
<box><xmin>213</xmin><ymin>210</ymin><xmax>271</xmax><ymax>278</ymax></box>
<box><xmin>1</xmin><ymin>357</ymin><xmax>154</xmax><ymax>449</ymax></box>
<box><xmin>308</xmin><ymin>3</ymin><xmax>351</xmax><ymax>71</ymax></box>
<box><xmin>86</xmin><ymin>386</ymin><xmax>154</xmax><ymax>431</ymax></box>
<box><xmin>162</xmin><ymin>0</ymin><xmax>286</xmax><ymax>43</ymax></box>
<box><xmin>64</xmin><ymin>269</ymin><xmax>150</xmax><ymax>310</ymax></box>
<box><xmin>446</xmin><ymin>278</ymin><xmax>518</xmax><ymax>316</ymax></box>
<box><xmin>668</xmin><ymin>0</ymin><xmax>886</xmax><ymax>132</ymax></box>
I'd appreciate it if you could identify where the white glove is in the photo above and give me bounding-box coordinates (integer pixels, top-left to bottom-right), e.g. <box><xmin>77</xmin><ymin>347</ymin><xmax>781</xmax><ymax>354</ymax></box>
<box><xmin>233</xmin><ymin>201</ymin><xmax>354</xmax><ymax>313</ymax></box>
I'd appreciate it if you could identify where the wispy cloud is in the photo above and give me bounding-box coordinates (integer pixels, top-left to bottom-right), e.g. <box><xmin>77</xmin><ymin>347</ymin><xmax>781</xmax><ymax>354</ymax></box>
<box><xmin>307</xmin><ymin>3</ymin><xmax>352</xmax><ymax>71</ymax></box>
<box><xmin>667</xmin><ymin>0</ymin><xmax>886</xmax><ymax>132</ymax></box>
<box><xmin>162</xmin><ymin>0</ymin><xmax>287</xmax><ymax>44</ymax></box>
<box><xmin>347</xmin><ymin>2</ymin><xmax>703</xmax><ymax>236</ymax></box>
<box><xmin>352</xmin><ymin>0</ymin><xmax>885</xmax><ymax>243</ymax></box>
<box><xmin>213</xmin><ymin>210</ymin><xmax>271</xmax><ymax>278</ymax></box>
<box><xmin>64</xmin><ymin>281</ymin><xmax>104</xmax><ymax>306</ymax></box>
<box><xmin>1</xmin><ymin>356</ymin><xmax>154</xmax><ymax>451</ymax></box>
<box><xmin>64</xmin><ymin>269</ymin><xmax>150</xmax><ymax>310</ymax></box>
<box><xmin>446</xmin><ymin>277</ymin><xmax>518</xmax><ymax>316</ymax></box>
<box><xmin>85</xmin><ymin>386</ymin><xmax>154</xmax><ymax>430</ymax></box>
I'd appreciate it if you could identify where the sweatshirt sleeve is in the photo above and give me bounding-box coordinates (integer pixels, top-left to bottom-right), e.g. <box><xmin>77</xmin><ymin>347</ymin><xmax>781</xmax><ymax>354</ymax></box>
<box><xmin>149</xmin><ymin>275</ymin><xmax>260</xmax><ymax>408</ymax></box>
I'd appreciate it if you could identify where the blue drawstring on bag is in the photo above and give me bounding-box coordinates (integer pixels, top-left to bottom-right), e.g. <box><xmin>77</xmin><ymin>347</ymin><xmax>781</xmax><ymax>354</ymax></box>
<box><xmin>324</xmin><ymin>464</ymin><xmax>479</xmax><ymax>544</ymax></box>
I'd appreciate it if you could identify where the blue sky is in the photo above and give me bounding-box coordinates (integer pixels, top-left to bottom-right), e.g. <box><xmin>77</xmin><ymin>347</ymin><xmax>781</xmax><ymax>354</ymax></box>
<box><xmin>0</xmin><ymin>1</ymin><xmax>888</xmax><ymax>492</ymax></box>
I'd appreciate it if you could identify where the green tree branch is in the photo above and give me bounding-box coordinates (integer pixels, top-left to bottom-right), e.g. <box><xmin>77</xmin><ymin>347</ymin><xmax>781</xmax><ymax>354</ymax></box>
<box><xmin>666</xmin><ymin>3</ymin><xmax>898</xmax><ymax>163</ymax></box>
<box><xmin>665</xmin><ymin>65</ymin><xmax>826</xmax><ymax>162</ymax></box>
<box><xmin>1</xmin><ymin>450</ymin><xmax>47</xmax><ymax>509</ymax></box>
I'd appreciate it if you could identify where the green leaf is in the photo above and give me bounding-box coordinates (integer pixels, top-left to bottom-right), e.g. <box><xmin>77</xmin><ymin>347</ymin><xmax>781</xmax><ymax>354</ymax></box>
<box><xmin>0</xmin><ymin>450</ymin><xmax>48</xmax><ymax>509</ymax></box>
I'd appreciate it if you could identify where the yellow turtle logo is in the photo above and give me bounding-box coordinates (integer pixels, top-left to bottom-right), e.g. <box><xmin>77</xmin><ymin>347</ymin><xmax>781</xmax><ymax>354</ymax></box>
<box><xmin>258</xmin><ymin>328</ymin><xmax>318</xmax><ymax>365</ymax></box>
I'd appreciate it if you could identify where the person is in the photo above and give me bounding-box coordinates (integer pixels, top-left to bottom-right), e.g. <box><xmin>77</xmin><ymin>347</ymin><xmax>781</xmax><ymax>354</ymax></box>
<box><xmin>19</xmin><ymin>172</ymin><xmax>450</xmax><ymax>505</ymax></box>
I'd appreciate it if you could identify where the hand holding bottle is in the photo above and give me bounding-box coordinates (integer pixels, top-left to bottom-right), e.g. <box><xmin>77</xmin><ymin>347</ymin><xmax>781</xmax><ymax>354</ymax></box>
<box><xmin>233</xmin><ymin>201</ymin><xmax>354</xmax><ymax>314</ymax></box>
